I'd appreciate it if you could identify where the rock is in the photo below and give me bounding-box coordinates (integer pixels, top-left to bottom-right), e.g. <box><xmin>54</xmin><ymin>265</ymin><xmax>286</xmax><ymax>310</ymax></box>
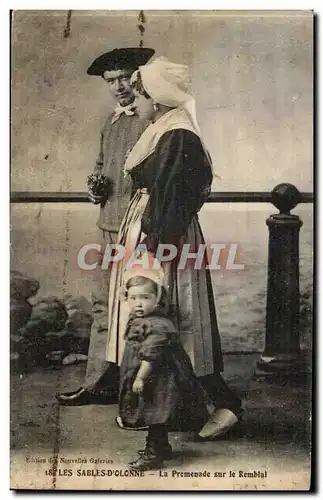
<box><xmin>62</xmin><ymin>336</ymin><xmax>90</xmax><ymax>356</ymax></box>
<box><xmin>65</xmin><ymin>310</ymin><xmax>93</xmax><ymax>339</ymax></box>
<box><xmin>12</xmin><ymin>292</ymin><xmax>93</xmax><ymax>368</ymax></box>
<box><xmin>10</xmin><ymin>298</ymin><xmax>32</xmax><ymax>336</ymax></box>
<box><xmin>64</xmin><ymin>295</ymin><xmax>93</xmax><ymax>339</ymax></box>
<box><xmin>10</xmin><ymin>271</ymin><xmax>39</xmax><ymax>299</ymax></box>
<box><xmin>45</xmin><ymin>329</ymin><xmax>69</xmax><ymax>339</ymax></box>
<box><xmin>64</xmin><ymin>295</ymin><xmax>93</xmax><ymax>315</ymax></box>
<box><xmin>15</xmin><ymin>327</ymin><xmax>89</xmax><ymax>368</ymax></box>
<box><xmin>46</xmin><ymin>350</ymin><xmax>66</xmax><ymax>364</ymax></box>
<box><xmin>62</xmin><ymin>353</ymin><xmax>88</xmax><ymax>366</ymax></box>
<box><xmin>11</xmin><ymin>334</ymin><xmax>24</xmax><ymax>343</ymax></box>
<box><xmin>10</xmin><ymin>352</ymin><xmax>21</xmax><ymax>372</ymax></box>
<box><xmin>10</xmin><ymin>271</ymin><xmax>39</xmax><ymax>336</ymax></box>
<box><xmin>21</xmin><ymin>297</ymin><xmax>68</xmax><ymax>337</ymax></box>
<box><xmin>44</xmin><ymin>329</ymin><xmax>70</xmax><ymax>352</ymax></box>
<box><xmin>44</xmin><ymin>330</ymin><xmax>90</xmax><ymax>358</ymax></box>
<box><xmin>10</xmin><ymin>334</ymin><xmax>24</xmax><ymax>353</ymax></box>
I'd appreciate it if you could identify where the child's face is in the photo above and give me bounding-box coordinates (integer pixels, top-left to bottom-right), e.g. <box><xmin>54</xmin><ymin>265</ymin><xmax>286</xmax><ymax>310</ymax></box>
<box><xmin>127</xmin><ymin>284</ymin><xmax>158</xmax><ymax>317</ymax></box>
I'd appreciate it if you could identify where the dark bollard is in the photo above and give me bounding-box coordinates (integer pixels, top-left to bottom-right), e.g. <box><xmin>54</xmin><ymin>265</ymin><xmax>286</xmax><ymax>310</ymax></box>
<box><xmin>256</xmin><ymin>183</ymin><xmax>307</xmax><ymax>377</ymax></box>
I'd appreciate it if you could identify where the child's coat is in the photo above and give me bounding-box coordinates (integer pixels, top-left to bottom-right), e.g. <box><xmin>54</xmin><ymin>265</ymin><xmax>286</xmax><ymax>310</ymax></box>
<box><xmin>119</xmin><ymin>310</ymin><xmax>209</xmax><ymax>431</ymax></box>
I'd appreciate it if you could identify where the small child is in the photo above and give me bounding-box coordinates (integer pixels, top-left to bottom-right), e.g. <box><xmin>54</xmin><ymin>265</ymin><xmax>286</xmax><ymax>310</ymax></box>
<box><xmin>119</xmin><ymin>267</ymin><xmax>208</xmax><ymax>471</ymax></box>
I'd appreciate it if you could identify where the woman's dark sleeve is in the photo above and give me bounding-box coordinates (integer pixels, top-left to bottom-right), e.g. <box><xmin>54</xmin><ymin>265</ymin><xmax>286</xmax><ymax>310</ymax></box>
<box><xmin>141</xmin><ymin>129</ymin><xmax>213</xmax><ymax>244</ymax></box>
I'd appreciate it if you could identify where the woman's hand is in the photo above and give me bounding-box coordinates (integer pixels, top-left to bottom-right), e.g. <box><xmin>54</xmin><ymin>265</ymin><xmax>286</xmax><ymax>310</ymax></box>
<box><xmin>132</xmin><ymin>378</ymin><xmax>145</xmax><ymax>394</ymax></box>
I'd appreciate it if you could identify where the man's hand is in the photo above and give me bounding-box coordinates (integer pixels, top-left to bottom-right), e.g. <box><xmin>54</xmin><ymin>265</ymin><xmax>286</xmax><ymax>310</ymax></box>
<box><xmin>132</xmin><ymin>378</ymin><xmax>144</xmax><ymax>394</ymax></box>
<box><xmin>88</xmin><ymin>190</ymin><xmax>107</xmax><ymax>205</ymax></box>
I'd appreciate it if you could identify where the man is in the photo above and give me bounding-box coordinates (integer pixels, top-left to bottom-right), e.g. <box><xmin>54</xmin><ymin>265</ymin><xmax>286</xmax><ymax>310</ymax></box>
<box><xmin>56</xmin><ymin>47</ymin><xmax>155</xmax><ymax>406</ymax></box>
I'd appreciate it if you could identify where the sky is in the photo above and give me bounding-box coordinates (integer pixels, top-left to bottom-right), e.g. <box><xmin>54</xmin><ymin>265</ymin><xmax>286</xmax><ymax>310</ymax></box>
<box><xmin>11</xmin><ymin>10</ymin><xmax>312</xmax><ymax>193</ymax></box>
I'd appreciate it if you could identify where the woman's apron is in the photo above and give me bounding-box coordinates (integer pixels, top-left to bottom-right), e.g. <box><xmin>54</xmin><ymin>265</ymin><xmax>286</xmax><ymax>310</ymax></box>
<box><xmin>105</xmin><ymin>189</ymin><xmax>222</xmax><ymax>377</ymax></box>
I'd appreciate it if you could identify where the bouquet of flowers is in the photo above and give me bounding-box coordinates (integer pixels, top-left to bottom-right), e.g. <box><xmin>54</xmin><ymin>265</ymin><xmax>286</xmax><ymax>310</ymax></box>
<box><xmin>87</xmin><ymin>173</ymin><xmax>114</xmax><ymax>200</ymax></box>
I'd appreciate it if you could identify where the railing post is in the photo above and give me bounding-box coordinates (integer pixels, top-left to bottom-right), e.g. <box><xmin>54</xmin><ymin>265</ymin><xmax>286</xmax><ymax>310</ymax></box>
<box><xmin>256</xmin><ymin>183</ymin><xmax>307</xmax><ymax>377</ymax></box>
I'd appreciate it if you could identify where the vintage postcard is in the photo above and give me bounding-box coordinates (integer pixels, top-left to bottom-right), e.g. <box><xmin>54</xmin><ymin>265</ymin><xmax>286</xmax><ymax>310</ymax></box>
<box><xmin>10</xmin><ymin>10</ymin><xmax>313</xmax><ymax>491</ymax></box>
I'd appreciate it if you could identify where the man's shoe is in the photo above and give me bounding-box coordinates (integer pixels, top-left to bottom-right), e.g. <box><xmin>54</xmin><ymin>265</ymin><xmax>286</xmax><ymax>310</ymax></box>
<box><xmin>56</xmin><ymin>388</ymin><xmax>117</xmax><ymax>406</ymax></box>
<box><xmin>138</xmin><ymin>443</ymin><xmax>172</xmax><ymax>461</ymax></box>
<box><xmin>198</xmin><ymin>408</ymin><xmax>242</xmax><ymax>440</ymax></box>
<box><xmin>115</xmin><ymin>416</ymin><xmax>148</xmax><ymax>431</ymax></box>
<box><xmin>56</xmin><ymin>387</ymin><xmax>84</xmax><ymax>402</ymax></box>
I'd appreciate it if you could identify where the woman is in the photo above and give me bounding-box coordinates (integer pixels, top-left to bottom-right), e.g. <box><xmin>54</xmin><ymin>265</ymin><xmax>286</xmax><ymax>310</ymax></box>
<box><xmin>107</xmin><ymin>57</ymin><xmax>242</xmax><ymax>439</ymax></box>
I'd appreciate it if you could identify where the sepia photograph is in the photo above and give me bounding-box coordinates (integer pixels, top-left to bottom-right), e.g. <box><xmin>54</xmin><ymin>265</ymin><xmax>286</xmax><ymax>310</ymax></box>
<box><xmin>10</xmin><ymin>9</ymin><xmax>313</xmax><ymax>491</ymax></box>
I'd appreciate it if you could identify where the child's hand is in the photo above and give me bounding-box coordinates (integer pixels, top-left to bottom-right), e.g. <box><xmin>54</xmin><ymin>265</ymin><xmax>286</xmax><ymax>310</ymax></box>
<box><xmin>132</xmin><ymin>378</ymin><xmax>144</xmax><ymax>394</ymax></box>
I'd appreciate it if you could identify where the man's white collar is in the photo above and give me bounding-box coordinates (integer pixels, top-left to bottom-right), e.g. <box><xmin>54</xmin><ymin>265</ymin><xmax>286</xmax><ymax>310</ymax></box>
<box><xmin>111</xmin><ymin>102</ymin><xmax>136</xmax><ymax>124</ymax></box>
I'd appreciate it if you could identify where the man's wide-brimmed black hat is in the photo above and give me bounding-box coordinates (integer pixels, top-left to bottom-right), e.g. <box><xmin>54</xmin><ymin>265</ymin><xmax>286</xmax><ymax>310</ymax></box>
<box><xmin>87</xmin><ymin>47</ymin><xmax>155</xmax><ymax>76</ymax></box>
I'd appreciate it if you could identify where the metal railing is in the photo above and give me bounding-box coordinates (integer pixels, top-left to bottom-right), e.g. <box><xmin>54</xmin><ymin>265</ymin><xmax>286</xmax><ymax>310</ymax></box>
<box><xmin>10</xmin><ymin>191</ymin><xmax>314</xmax><ymax>204</ymax></box>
